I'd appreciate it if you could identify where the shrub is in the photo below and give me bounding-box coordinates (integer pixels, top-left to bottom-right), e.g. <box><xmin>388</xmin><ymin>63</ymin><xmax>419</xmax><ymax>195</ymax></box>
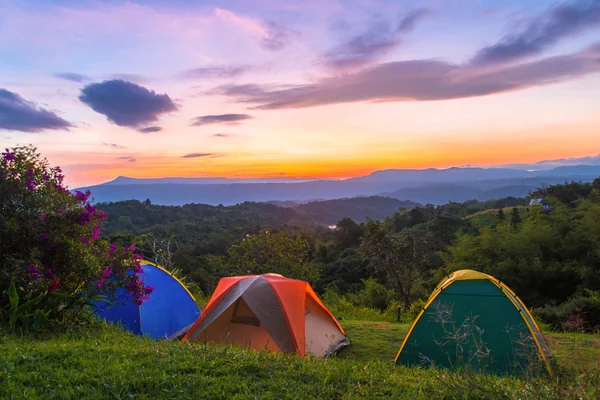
<box><xmin>406</xmin><ymin>298</ymin><xmax>427</xmax><ymax>322</ymax></box>
<box><xmin>347</xmin><ymin>278</ymin><xmax>392</xmax><ymax>311</ymax></box>
<box><xmin>0</xmin><ymin>146</ymin><xmax>154</xmax><ymax>331</ymax></box>
<box><xmin>533</xmin><ymin>290</ymin><xmax>600</xmax><ymax>333</ymax></box>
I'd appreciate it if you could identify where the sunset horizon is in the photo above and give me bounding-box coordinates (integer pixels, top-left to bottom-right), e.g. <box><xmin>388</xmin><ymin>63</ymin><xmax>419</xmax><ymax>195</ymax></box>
<box><xmin>2</xmin><ymin>0</ymin><xmax>600</xmax><ymax>188</ymax></box>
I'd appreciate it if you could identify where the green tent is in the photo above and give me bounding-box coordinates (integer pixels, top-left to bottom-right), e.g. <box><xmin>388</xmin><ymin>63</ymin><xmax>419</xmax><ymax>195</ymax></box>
<box><xmin>395</xmin><ymin>270</ymin><xmax>553</xmax><ymax>375</ymax></box>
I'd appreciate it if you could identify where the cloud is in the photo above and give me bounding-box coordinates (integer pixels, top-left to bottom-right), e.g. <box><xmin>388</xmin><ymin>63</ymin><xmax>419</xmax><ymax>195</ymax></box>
<box><xmin>138</xmin><ymin>126</ymin><xmax>162</xmax><ymax>133</ymax></box>
<box><xmin>181</xmin><ymin>65</ymin><xmax>253</xmax><ymax>79</ymax></box>
<box><xmin>213</xmin><ymin>133</ymin><xmax>230</xmax><ymax>137</ymax></box>
<box><xmin>117</xmin><ymin>156</ymin><xmax>136</xmax><ymax>162</ymax></box>
<box><xmin>0</xmin><ymin>89</ymin><xmax>73</xmax><ymax>132</ymax></box>
<box><xmin>261</xmin><ymin>21</ymin><xmax>298</xmax><ymax>51</ymax></box>
<box><xmin>181</xmin><ymin>152</ymin><xmax>217</xmax><ymax>158</ymax></box>
<box><xmin>471</xmin><ymin>0</ymin><xmax>600</xmax><ymax>66</ymax></box>
<box><xmin>102</xmin><ymin>143</ymin><xmax>126</xmax><ymax>149</ymax></box>
<box><xmin>79</xmin><ymin>80</ymin><xmax>178</xmax><ymax>128</ymax></box>
<box><xmin>54</xmin><ymin>72</ymin><xmax>90</xmax><ymax>83</ymax></box>
<box><xmin>324</xmin><ymin>9</ymin><xmax>428</xmax><ymax>69</ymax></box>
<box><xmin>213</xmin><ymin>42</ymin><xmax>600</xmax><ymax>109</ymax></box>
<box><xmin>191</xmin><ymin>113</ymin><xmax>253</xmax><ymax>126</ymax></box>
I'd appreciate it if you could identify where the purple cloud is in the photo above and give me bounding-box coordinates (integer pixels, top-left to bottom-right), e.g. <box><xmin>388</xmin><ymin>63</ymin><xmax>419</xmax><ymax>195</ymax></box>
<box><xmin>324</xmin><ymin>9</ymin><xmax>428</xmax><ymax>69</ymax></box>
<box><xmin>471</xmin><ymin>0</ymin><xmax>600</xmax><ymax>65</ymax></box>
<box><xmin>102</xmin><ymin>143</ymin><xmax>126</xmax><ymax>149</ymax></box>
<box><xmin>117</xmin><ymin>156</ymin><xmax>136</xmax><ymax>162</ymax></box>
<box><xmin>213</xmin><ymin>42</ymin><xmax>600</xmax><ymax>109</ymax></box>
<box><xmin>0</xmin><ymin>89</ymin><xmax>73</xmax><ymax>132</ymax></box>
<box><xmin>138</xmin><ymin>126</ymin><xmax>162</xmax><ymax>133</ymax></box>
<box><xmin>181</xmin><ymin>153</ymin><xmax>217</xmax><ymax>158</ymax></box>
<box><xmin>54</xmin><ymin>72</ymin><xmax>90</xmax><ymax>83</ymax></box>
<box><xmin>191</xmin><ymin>114</ymin><xmax>252</xmax><ymax>126</ymax></box>
<box><xmin>261</xmin><ymin>21</ymin><xmax>298</xmax><ymax>51</ymax></box>
<box><xmin>79</xmin><ymin>80</ymin><xmax>178</xmax><ymax>128</ymax></box>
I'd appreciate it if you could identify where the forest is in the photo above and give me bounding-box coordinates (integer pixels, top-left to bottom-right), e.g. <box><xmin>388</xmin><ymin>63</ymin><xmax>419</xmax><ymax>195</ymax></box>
<box><xmin>98</xmin><ymin>178</ymin><xmax>600</xmax><ymax>332</ymax></box>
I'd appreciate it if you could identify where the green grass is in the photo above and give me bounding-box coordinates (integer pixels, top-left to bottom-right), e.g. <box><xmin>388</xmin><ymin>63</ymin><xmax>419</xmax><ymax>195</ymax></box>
<box><xmin>1</xmin><ymin>321</ymin><xmax>600</xmax><ymax>399</ymax></box>
<box><xmin>336</xmin><ymin>320</ymin><xmax>408</xmax><ymax>362</ymax></box>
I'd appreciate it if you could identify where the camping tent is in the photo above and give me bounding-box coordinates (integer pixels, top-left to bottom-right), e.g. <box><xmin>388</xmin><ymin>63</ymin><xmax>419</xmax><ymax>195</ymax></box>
<box><xmin>182</xmin><ymin>273</ymin><xmax>349</xmax><ymax>357</ymax></box>
<box><xmin>395</xmin><ymin>269</ymin><xmax>553</xmax><ymax>375</ymax></box>
<box><xmin>94</xmin><ymin>261</ymin><xmax>200</xmax><ymax>340</ymax></box>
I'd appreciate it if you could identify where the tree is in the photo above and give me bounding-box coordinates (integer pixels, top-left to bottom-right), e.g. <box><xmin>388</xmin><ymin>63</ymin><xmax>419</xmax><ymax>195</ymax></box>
<box><xmin>496</xmin><ymin>209</ymin><xmax>505</xmax><ymax>225</ymax></box>
<box><xmin>359</xmin><ymin>219</ymin><xmax>428</xmax><ymax>309</ymax></box>
<box><xmin>219</xmin><ymin>231</ymin><xmax>320</xmax><ymax>283</ymax></box>
<box><xmin>0</xmin><ymin>146</ymin><xmax>154</xmax><ymax>330</ymax></box>
<box><xmin>510</xmin><ymin>207</ymin><xmax>522</xmax><ymax>230</ymax></box>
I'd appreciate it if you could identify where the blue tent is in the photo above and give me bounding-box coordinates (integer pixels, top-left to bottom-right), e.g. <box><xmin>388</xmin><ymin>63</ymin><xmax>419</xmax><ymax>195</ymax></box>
<box><xmin>94</xmin><ymin>262</ymin><xmax>200</xmax><ymax>340</ymax></box>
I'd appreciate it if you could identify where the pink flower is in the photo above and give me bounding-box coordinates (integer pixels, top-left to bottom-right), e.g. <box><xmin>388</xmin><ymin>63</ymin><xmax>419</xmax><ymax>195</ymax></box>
<box><xmin>26</xmin><ymin>180</ymin><xmax>37</xmax><ymax>191</ymax></box>
<box><xmin>127</xmin><ymin>244</ymin><xmax>136</xmax><ymax>252</ymax></box>
<box><xmin>2</xmin><ymin>149</ymin><xmax>15</xmax><ymax>161</ymax></box>
<box><xmin>97</xmin><ymin>211</ymin><xmax>106</xmax><ymax>222</ymax></box>
<box><xmin>91</xmin><ymin>226</ymin><xmax>101</xmax><ymax>240</ymax></box>
<box><xmin>26</xmin><ymin>265</ymin><xmax>40</xmax><ymax>280</ymax></box>
<box><xmin>74</xmin><ymin>190</ymin><xmax>91</xmax><ymax>203</ymax></box>
<box><xmin>102</xmin><ymin>267</ymin><xmax>112</xmax><ymax>278</ymax></box>
<box><xmin>81</xmin><ymin>236</ymin><xmax>89</xmax><ymax>244</ymax></box>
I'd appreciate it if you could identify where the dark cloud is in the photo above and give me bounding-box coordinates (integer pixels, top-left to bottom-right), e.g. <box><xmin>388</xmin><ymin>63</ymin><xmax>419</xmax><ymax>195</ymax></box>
<box><xmin>138</xmin><ymin>126</ymin><xmax>162</xmax><ymax>133</ymax></box>
<box><xmin>182</xmin><ymin>65</ymin><xmax>252</xmax><ymax>79</ymax></box>
<box><xmin>471</xmin><ymin>0</ymin><xmax>600</xmax><ymax>65</ymax></box>
<box><xmin>0</xmin><ymin>89</ymin><xmax>73</xmax><ymax>132</ymax></box>
<box><xmin>128</xmin><ymin>158</ymin><xmax>136</xmax><ymax>162</ymax></box>
<box><xmin>102</xmin><ymin>143</ymin><xmax>126</xmax><ymax>149</ymax></box>
<box><xmin>181</xmin><ymin>153</ymin><xmax>216</xmax><ymax>158</ymax></box>
<box><xmin>261</xmin><ymin>21</ymin><xmax>298</xmax><ymax>51</ymax></box>
<box><xmin>79</xmin><ymin>80</ymin><xmax>178</xmax><ymax>128</ymax></box>
<box><xmin>213</xmin><ymin>133</ymin><xmax>229</xmax><ymax>137</ymax></box>
<box><xmin>213</xmin><ymin>42</ymin><xmax>600</xmax><ymax>109</ymax></box>
<box><xmin>324</xmin><ymin>9</ymin><xmax>428</xmax><ymax>69</ymax></box>
<box><xmin>191</xmin><ymin>114</ymin><xmax>252</xmax><ymax>126</ymax></box>
<box><xmin>54</xmin><ymin>72</ymin><xmax>90</xmax><ymax>83</ymax></box>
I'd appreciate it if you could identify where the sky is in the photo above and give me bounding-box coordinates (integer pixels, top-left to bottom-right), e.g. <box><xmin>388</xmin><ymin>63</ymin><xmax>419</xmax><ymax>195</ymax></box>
<box><xmin>1</xmin><ymin>0</ymin><xmax>599</xmax><ymax>187</ymax></box>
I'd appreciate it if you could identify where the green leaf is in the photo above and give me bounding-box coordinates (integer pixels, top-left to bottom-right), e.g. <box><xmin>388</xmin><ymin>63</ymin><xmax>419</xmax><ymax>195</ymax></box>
<box><xmin>8</xmin><ymin>282</ymin><xmax>18</xmax><ymax>309</ymax></box>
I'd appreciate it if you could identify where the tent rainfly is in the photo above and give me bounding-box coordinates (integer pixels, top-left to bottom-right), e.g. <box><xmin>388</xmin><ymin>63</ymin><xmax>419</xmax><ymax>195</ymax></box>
<box><xmin>182</xmin><ymin>273</ymin><xmax>349</xmax><ymax>357</ymax></box>
<box><xmin>94</xmin><ymin>261</ymin><xmax>200</xmax><ymax>340</ymax></box>
<box><xmin>395</xmin><ymin>269</ymin><xmax>553</xmax><ymax>375</ymax></box>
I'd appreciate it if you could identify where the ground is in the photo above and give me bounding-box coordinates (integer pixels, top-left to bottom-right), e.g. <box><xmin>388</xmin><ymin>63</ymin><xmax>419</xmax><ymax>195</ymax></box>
<box><xmin>1</xmin><ymin>320</ymin><xmax>599</xmax><ymax>399</ymax></box>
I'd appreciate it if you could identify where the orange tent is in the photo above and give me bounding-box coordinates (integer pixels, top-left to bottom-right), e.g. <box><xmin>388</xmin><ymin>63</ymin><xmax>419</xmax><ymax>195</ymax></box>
<box><xmin>182</xmin><ymin>273</ymin><xmax>349</xmax><ymax>357</ymax></box>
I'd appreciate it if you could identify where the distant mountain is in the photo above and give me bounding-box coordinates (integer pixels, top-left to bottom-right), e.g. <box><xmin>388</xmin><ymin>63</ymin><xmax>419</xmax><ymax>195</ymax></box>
<box><xmin>104</xmin><ymin>176</ymin><xmax>328</xmax><ymax>185</ymax></box>
<box><xmin>501</xmin><ymin>155</ymin><xmax>600</xmax><ymax>170</ymax></box>
<box><xmin>77</xmin><ymin>165</ymin><xmax>600</xmax><ymax>206</ymax></box>
<box><xmin>292</xmin><ymin>196</ymin><xmax>419</xmax><ymax>225</ymax></box>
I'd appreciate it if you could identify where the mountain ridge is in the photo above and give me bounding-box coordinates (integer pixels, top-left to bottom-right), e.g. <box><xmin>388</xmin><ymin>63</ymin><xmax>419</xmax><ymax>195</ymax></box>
<box><xmin>77</xmin><ymin>165</ymin><xmax>600</xmax><ymax>206</ymax></box>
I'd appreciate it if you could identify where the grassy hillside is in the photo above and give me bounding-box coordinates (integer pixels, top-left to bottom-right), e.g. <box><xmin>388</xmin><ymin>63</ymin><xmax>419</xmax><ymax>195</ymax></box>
<box><xmin>2</xmin><ymin>320</ymin><xmax>599</xmax><ymax>399</ymax></box>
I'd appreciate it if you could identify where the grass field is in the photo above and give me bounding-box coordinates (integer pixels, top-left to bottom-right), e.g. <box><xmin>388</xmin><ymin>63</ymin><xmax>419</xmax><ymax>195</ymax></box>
<box><xmin>1</xmin><ymin>320</ymin><xmax>600</xmax><ymax>399</ymax></box>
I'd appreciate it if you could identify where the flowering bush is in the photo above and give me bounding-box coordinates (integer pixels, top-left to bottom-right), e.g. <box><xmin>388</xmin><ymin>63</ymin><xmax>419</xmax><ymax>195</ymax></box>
<box><xmin>0</xmin><ymin>146</ymin><xmax>154</xmax><ymax>329</ymax></box>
